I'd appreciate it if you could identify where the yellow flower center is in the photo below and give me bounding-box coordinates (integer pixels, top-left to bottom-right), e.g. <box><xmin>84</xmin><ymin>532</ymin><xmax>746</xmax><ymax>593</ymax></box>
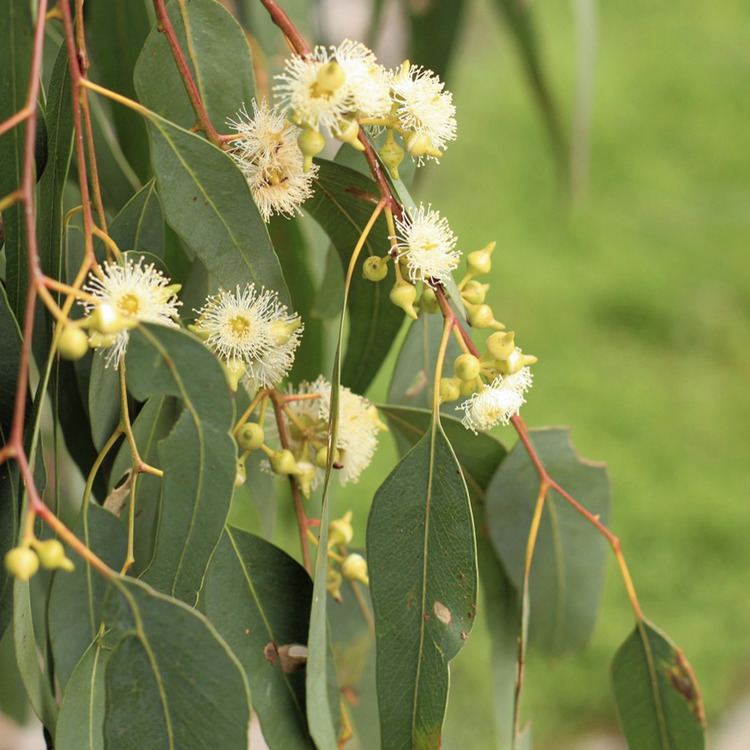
<box><xmin>228</xmin><ymin>315</ymin><xmax>252</xmax><ymax>339</ymax></box>
<box><xmin>118</xmin><ymin>293</ymin><xmax>140</xmax><ymax>317</ymax></box>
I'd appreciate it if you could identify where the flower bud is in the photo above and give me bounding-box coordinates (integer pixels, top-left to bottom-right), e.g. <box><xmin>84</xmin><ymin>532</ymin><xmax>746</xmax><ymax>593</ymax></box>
<box><xmin>88</xmin><ymin>303</ymin><xmax>124</xmax><ymax>334</ymax></box>
<box><xmin>158</xmin><ymin>283</ymin><xmax>182</xmax><ymax>303</ymax></box>
<box><xmin>315</xmin><ymin>445</ymin><xmax>341</xmax><ymax>469</ymax></box>
<box><xmin>223</xmin><ymin>359</ymin><xmax>246</xmax><ymax>392</ymax></box>
<box><xmin>270</xmin><ymin>316</ymin><xmax>302</xmax><ymax>346</ymax></box>
<box><xmin>454</xmin><ymin>354</ymin><xmax>481</xmax><ymax>381</ymax></box>
<box><xmin>87</xmin><ymin>331</ymin><xmax>118</xmax><ymax>349</ymax></box>
<box><xmin>295</xmin><ymin>461</ymin><xmax>317</xmax><ymax>498</ymax></box>
<box><xmin>341</xmin><ymin>553</ymin><xmax>369</xmax><ymax>585</ymax></box>
<box><xmin>486</xmin><ymin>331</ymin><xmax>516</xmax><ymax>361</ymax></box>
<box><xmin>461</xmin><ymin>280</ymin><xmax>489</xmax><ymax>305</ymax></box>
<box><xmin>269</xmin><ymin>449</ymin><xmax>299</xmax><ymax>476</ymax></box>
<box><xmin>298</xmin><ymin>127</ymin><xmax>326</xmax><ymax>172</ymax></box>
<box><xmin>35</xmin><ymin>539</ymin><xmax>74</xmax><ymax>571</ymax></box>
<box><xmin>234</xmin><ymin>458</ymin><xmax>247</xmax><ymax>487</ymax></box>
<box><xmin>333</xmin><ymin>117</ymin><xmax>364</xmax><ymax>151</ymax></box>
<box><xmin>420</xmin><ymin>286</ymin><xmax>439</xmax><ymax>314</ymax></box>
<box><xmin>237</xmin><ymin>422</ymin><xmax>265</xmax><ymax>452</ymax></box>
<box><xmin>440</xmin><ymin>377</ymin><xmax>461</xmax><ymax>403</ymax></box>
<box><xmin>362</xmin><ymin>256</ymin><xmax>388</xmax><ymax>282</ymax></box>
<box><xmin>380</xmin><ymin>136</ymin><xmax>405</xmax><ymax>180</ymax></box>
<box><xmin>4</xmin><ymin>547</ymin><xmax>39</xmax><ymax>582</ymax></box>
<box><xmin>467</xmin><ymin>241</ymin><xmax>496</xmax><ymax>276</ymax></box>
<box><xmin>326</xmin><ymin>568</ymin><xmax>343</xmax><ymax>602</ymax></box>
<box><xmin>315</xmin><ymin>60</ymin><xmax>346</xmax><ymax>94</ymax></box>
<box><xmin>329</xmin><ymin>510</ymin><xmax>353</xmax><ymax>547</ymax></box>
<box><xmin>406</xmin><ymin>132</ymin><xmax>442</xmax><ymax>160</ymax></box>
<box><xmin>58</xmin><ymin>326</ymin><xmax>89</xmax><ymax>361</ymax></box>
<box><xmin>460</xmin><ymin>377</ymin><xmax>481</xmax><ymax>396</ymax></box>
<box><xmin>468</xmin><ymin>304</ymin><xmax>504</xmax><ymax>331</ymax></box>
<box><xmin>366</xmin><ymin>405</ymin><xmax>389</xmax><ymax>432</ymax></box>
<box><xmin>497</xmin><ymin>349</ymin><xmax>538</xmax><ymax>375</ymax></box>
<box><xmin>390</xmin><ymin>281</ymin><xmax>418</xmax><ymax>320</ymax></box>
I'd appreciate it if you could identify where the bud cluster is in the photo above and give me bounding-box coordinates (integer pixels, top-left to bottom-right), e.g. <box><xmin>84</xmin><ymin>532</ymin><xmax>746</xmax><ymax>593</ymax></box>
<box><xmin>4</xmin><ymin>538</ymin><xmax>74</xmax><ymax>583</ymax></box>
<box><xmin>325</xmin><ymin>510</ymin><xmax>369</xmax><ymax>602</ymax></box>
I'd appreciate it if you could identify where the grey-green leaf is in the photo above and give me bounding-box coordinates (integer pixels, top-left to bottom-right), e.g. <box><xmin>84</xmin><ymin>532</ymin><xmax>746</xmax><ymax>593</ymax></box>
<box><xmin>612</xmin><ymin>619</ymin><xmax>705</xmax><ymax>750</ymax></box>
<box><xmin>306</xmin><ymin>158</ymin><xmax>404</xmax><ymax>393</ymax></box>
<box><xmin>125</xmin><ymin>324</ymin><xmax>235</xmax><ymax>604</ymax></box>
<box><xmin>102</xmin><ymin>577</ymin><xmax>250</xmax><ymax>749</ymax></box>
<box><xmin>143</xmin><ymin>113</ymin><xmax>290</xmax><ymax>302</ymax></box>
<box><xmin>108</xmin><ymin>179</ymin><xmax>165</xmax><ymax>256</ymax></box>
<box><xmin>486</xmin><ymin>427</ymin><xmax>609</xmax><ymax>656</ymax></box>
<box><xmin>202</xmin><ymin>528</ymin><xmax>315</xmax><ymax>749</ymax></box>
<box><xmin>134</xmin><ymin>0</ymin><xmax>254</xmax><ymax>132</ymax></box>
<box><xmin>367</xmin><ymin>422</ymin><xmax>478</xmax><ymax>749</ymax></box>
<box><xmin>88</xmin><ymin>356</ymin><xmax>120</xmax><ymax>451</ymax></box>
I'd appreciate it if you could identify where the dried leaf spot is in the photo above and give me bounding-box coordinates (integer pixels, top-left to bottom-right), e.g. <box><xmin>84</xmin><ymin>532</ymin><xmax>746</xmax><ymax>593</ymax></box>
<box><xmin>433</xmin><ymin>600</ymin><xmax>452</xmax><ymax>625</ymax></box>
<box><xmin>263</xmin><ymin>641</ymin><xmax>278</xmax><ymax>666</ymax></box>
<box><xmin>278</xmin><ymin>643</ymin><xmax>308</xmax><ymax>673</ymax></box>
<box><xmin>665</xmin><ymin>651</ymin><xmax>706</xmax><ymax>725</ymax></box>
<box><xmin>460</xmin><ymin>630</ymin><xmax>469</xmax><ymax>641</ymax></box>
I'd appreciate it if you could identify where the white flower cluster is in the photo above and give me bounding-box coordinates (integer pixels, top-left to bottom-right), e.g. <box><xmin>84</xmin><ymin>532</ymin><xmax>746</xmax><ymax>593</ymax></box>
<box><xmin>192</xmin><ymin>284</ymin><xmax>303</xmax><ymax>393</ymax></box>
<box><xmin>458</xmin><ymin>367</ymin><xmax>533</xmax><ymax>433</ymax></box>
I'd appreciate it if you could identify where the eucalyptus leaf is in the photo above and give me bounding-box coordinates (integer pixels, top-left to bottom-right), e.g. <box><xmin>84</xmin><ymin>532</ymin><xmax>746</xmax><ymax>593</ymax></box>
<box><xmin>125</xmin><ymin>324</ymin><xmax>235</xmax><ymax>604</ymax></box>
<box><xmin>486</xmin><ymin>428</ymin><xmax>610</xmax><ymax>656</ymax></box>
<box><xmin>143</xmin><ymin>112</ymin><xmax>290</xmax><ymax>303</ymax></box>
<box><xmin>88</xmin><ymin>356</ymin><xmax>120</xmax><ymax>451</ymax></box>
<box><xmin>307</xmin><ymin>158</ymin><xmax>404</xmax><ymax>394</ymax></box>
<box><xmin>408</xmin><ymin>0</ymin><xmax>468</xmax><ymax>81</ymax></box>
<box><xmin>134</xmin><ymin>0</ymin><xmax>255</xmax><ymax>131</ymax></box>
<box><xmin>102</xmin><ymin>577</ymin><xmax>251</xmax><ymax>749</ymax></box>
<box><xmin>108</xmin><ymin>179</ymin><xmax>165</xmax><ymax>256</ymax></box>
<box><xmin>202</xmin><ymin>529</ymin><xmax>315</xmax><ymax>749</ymax></box>
<box><xmin>612</xmin><ymin>619</ymin><xmax>705</xmax><ymax>750</ymax></box>
<box><xmin>367</xmin><ymin>420</ymin><xmax>478</xmax><ymax>749</ymax></box>
<box><xmin>48</xmin><ymin>504</ymin><xmax>127</xmax><ymax>690</ymax></box>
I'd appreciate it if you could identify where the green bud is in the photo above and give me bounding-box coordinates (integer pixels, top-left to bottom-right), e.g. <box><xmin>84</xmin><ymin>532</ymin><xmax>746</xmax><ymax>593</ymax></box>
<box><xmin>4</xmin><ymin>547</ymin><xmax>39</xmax><ymax>582</ymax></box>
<box><xmin>269</xmin><ymin>449</ymin><xmax>299</xmax><ymax>476</ymax></box>
<box><xmin>460</xmin><ymin>377</ymin><xmax>481</xmax><ymax>396</ymax></box>
<box><xmin>380</xmin><ymin>135</ymin><xmax>405</xmax><ymax>180</ymax></box>
<box><xmin>333</xmin><ymin>117</ymin><xmax>364</xmax><ymax>151</ymax></box>
<box><xmin>420</xmin><ymin>286</ymin><xmax>439</xmax><ymax>313</ymax></box>
<box><xmin>298</xmin><ymin>127</ymin><xmax>326</xmax><ymax>172</ymax></box>
<box><xmin>88</xmin><ymin>303</ymin><xmax>125</xmax><ymax>334</ymax></box>
<box><xmin>497</xmin><ymin>349</ymin><xmax>538</xmax><ymax>375</ymax></box>
<box><xmin>406</xmin><ymin>132</ymin><xmax>442</xmax><ymax>160</ymax></box>
<box><xmin>467</xmin><ymin>241</ymin><xmax>496</xmax><ymax>276</ymax></box>
<box><xmin>270</xmin><ymin>316</ymin><xmax>302</xmax><ymax>345</ymax></box>
<box><xmin>35</xmin><ymin>539</ymin><xmax>74</xmax><ymax>571</ymax></box>
<box><xmin>223</xmin><ymin>359</ymin><xmax>246</xmax><ymax>392</ymax></box>
<box><xmin>315</xmin><ymin>445</ymin><xmax>341</xmax><ymax>469</ymax></box>
<box><xmin>295</xmin><ymin>461</ymin><xmax>317</xmax><ymax>498</ymax></box>
<box><xmin>362</xmin><ymin>256</ymin><xmax>389</xmax><ymax>282</ymax></box>
<box><xmin>461</xmin><ymin>280</ymin><xmax>489</xmax><ymax>305</ymax></box>
<box><xmin>87</xmin><ymin>331</ymin><xmax>117</xmax><ymax>349</ymax></box>
<box><xmin>315</xmin><ymin>60</ymin><xmax>346</xmax><ymax>94</ymax></box>
<box><xmin>237</xmin><ymin>422</ymin><xmax>265</xmax><ymax>452</ymax></box>
<box><xmin>326</xmin><ymin>568</ymin><xmax>343</xmax><ymax>602</ymax></box>
<box><xmin>454</xmin><ymin>353</ymin><xmax>481</xmax><ymax>381</ymax></box>
<box><xmin>329</xmin><ymin>510</ymin><xmax>354</xmax><ymax>547</ymax></box>
<box><xmin>439</xmin><ymin>377</ymin><xmax>461</xmax><ymax>403</ymax></box>
<box><xmin>468</xmin><ymin>303</ymin><xmax>504</xmax><ymax>330</ymax></box>
<box><xmin>58</xmin><ymin>326</ymin><xmax>89</xmax><ymax>361</ymax></box>
<box><xmin>390</xmin><ymin>281</ymin><xmax>418</xmax><ymax>320</ymax></box>
<box><xmin>341</xmin><ymin>553</ymin><xmax>369</xmax><ymax>585</ymax></box>
<box><xmin>486</xmin><ymin>331</ymin><xmax>516</xmax><ymax>360</ymax></box>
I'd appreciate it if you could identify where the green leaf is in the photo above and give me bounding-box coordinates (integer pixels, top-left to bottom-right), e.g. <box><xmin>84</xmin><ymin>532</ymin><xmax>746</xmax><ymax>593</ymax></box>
<box><xmin>87</xmin><ymin>0</ymin><xmax>151</xmax><ymax>180</ymax></box>
<box><xmin>307</xmin><ymin>158</ymin><xmax>404</xmax><ymax>393</ymax></box>
<box><xmin>202</xmin><ymin>528</ymin><xmax>315</xmax><ymax>749</ymax></box>
<box><xmin>48</xmin><ymin>504</ymin><xmax>127</xmax><ymax>690</ymax></box>
<box><xmin>125</xmin><ymin>324</ymin><xmax>235</xmax><ymax>604</ymax></box>
<box><xmin>0</xmin><ymin>0</ymin><xmax>32</xmax><ymax>319</ymax></box>
<box><xmin>408</xmin><ymin>0</ymin><xmax>468</xmax><ymax>81</ymax></box>
<box><xmin>134</xmin><ymin>0</ymin><xmax>255</xmax><ymax>131</ymax></box>
<box><xmin>493</xmin><ymin>0</ymin><xmax>568</xmax><ymax>177</ymax></box>
<box><xmin>109</xmin><ymin>179</ymin><xmax>165</xmax><ymax>256</ymax></box>
<box><xmin>612</xmin><ymin>619</ymin><xmax>705</xmax><ymax>750</ymax></box>
<box><xmin>109</xmin><ymin>395</ymin><xmax>179</xmax><ymax>574</ymax></box>
<box><xmin>88</xmin><ymin>356</ymin><xmax>120</xmax><ymax>451</ymax></box>
<box><xmin>0</xmin><ymin>288</ymin><xmax>22</xmax><ymax>637</ymax></box>
<box><xmin>56</xmin><ymin>640</ymin><xmax>108</xmax><ymax>750</ymax></box>
<box><xmin>367</xmin><ymin>420</ymin><xmax>478</xmax><ymax>749</ymax></box>
<box><xmin>142</xmin><ymin>112</ymin><xmax>290</xmax><ymax>303</ymax></box>
<box><xmin>101</xmin><ymin>577</ymin><xmax>250</xmax><ymax>749</ymax></box>
<box><xmin>486</xmin><ymin>427</ymin><xmax>610</xmax><ymax>656</ymax></box>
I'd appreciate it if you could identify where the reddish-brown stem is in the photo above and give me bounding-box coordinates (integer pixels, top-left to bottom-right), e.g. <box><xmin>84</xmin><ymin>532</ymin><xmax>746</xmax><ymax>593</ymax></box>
<box><xmin>258</xmin><ymin>0</ymin><xmax>311</xmax><ymax>55</ymax></box>
<box><xmin>152</xmin><ymin>0</ymin><xmax>223</xmax><ymax>146</ymax></box>
<box><xmin>0</xmin><ymin>107</ymin><xmax>33</xmax><ymax>138</ymax></box>
<box><xmin>269</xmin><ymin>390</ymin><xmax>312</xmax><ymax>573</ymax></box>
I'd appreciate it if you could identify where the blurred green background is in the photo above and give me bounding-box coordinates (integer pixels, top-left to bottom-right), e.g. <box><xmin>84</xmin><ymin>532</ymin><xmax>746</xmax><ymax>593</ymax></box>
<box><xmin>344</xmin><ymin>0</ymin><xmax>750</xmax><ymax>745</ymax></box>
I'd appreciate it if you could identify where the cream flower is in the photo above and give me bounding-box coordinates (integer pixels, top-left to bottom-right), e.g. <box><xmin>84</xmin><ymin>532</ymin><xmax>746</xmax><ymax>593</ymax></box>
<box><xmin>193</xmin><ymin>285</ymin><xmax>302</xmax><ymax>392</ymax></box>
<box><xmin>274</xmin><ymin>45</ymin><xmax>353</xmax><ymax>132</ymax></box>
<box><xmin>391</xmin><ymin>64</ymin><xmax>457</xmax><ymax>161</ymax></box>
<box><xmin>334</xmin><ymin>39</ymin><xmax>392</xmax><ymax>118</ymax></box>
<box><xmin>458</xmin><ymin>368</ymin><xmax>533</xmax><ymax>433</ymax></box>
<box><xmin>285</xmin><ymin>376</ymin><xmax>383</xmax><ymax>488</ymax></box>
<box><xmin>394</xmin><ymin>203</ymin><xmax>460</xmax><ymax>286</ymax></box>
<box><xmin>227</xmin><ymin>100</ymin><xmax>317</xmax><ymax>222</ymax></box>
<box><xmin>83</xmin><ymin>257</ymin><xmax>181</xmax><ymax>367</ymax></box>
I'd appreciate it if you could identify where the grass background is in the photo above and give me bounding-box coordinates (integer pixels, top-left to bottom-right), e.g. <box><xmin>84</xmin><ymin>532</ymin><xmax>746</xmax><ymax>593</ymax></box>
<box><xmin>337</xmin><ymin>0</ymin><xmax>750</xmax><ymax>745</ymax></box>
